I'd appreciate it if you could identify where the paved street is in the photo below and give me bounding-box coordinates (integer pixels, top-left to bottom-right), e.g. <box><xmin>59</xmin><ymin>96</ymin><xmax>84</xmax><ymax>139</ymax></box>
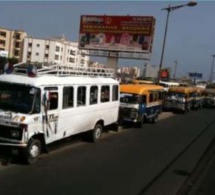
<box><xmin>0</xmin><ymin>109</ymin><xmax>214</xmax><ymax>195</ymax></box>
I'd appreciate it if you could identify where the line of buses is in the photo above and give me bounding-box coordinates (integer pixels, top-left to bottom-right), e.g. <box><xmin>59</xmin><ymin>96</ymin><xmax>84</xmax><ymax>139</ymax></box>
<box><xmin>0</xmin><ymin>64</ymin><xmax>214</xmax><ymax>164</ymax></box>
<box><xmin>119</xmin><ymin>83</ymin><xmax>215</xmax><ymax>126</ymax></box>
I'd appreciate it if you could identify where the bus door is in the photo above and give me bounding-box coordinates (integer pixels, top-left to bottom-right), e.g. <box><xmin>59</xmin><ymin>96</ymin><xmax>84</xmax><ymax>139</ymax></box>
<box><xmin>192</xmin><ymin>91</ymin><xmax>200</xmax><ymax>108</ymax></box>
<box><xmin>147</xmin><ymin>91</ymin><xmax>158</xmax><ymax>118</ymax></box>
<box><xmin>42</xmin><ymin>87</ymin><xmax>59</xmax><ymax>143</ymax></box>
<box><xmin>138</xmin><ymin>94</ymin><xmax>147</xmax><ymax>116</ymax></box>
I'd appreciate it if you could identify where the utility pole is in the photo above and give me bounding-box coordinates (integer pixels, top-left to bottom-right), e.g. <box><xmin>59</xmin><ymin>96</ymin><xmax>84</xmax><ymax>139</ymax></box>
<box><xmin>210</xmin><ymin>54</ymin><xmax>215</xmax><ymax>83</ymax></box>
<box><xmin>173</xmin><ymin>60</ymin><xmax>177</xmax><ymax>79</ymax></box>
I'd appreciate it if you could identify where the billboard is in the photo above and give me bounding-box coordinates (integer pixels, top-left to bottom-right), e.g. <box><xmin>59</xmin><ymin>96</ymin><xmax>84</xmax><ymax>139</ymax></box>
<box><xmin>189</xmin><ymin>72</ymin><xmax>203</xmax><ymax>79</ymax></box>
<box><xmin>160</xmin><ymin>68</ymin><xmax>170</xmax><ymax>81</ymax></box>
<box><xmin>78</xmin><ymin>15</ymin><xmax>156</xmax><ymax>60</ymax></box>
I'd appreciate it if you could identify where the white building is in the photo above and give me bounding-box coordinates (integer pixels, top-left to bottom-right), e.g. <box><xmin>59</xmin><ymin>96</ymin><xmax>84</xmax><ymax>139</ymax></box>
<box><xmin>119</xmin><ymin>66</ymin><xmax>141</xmax><ymax>78</ymax></box>
<box><xmin>89</xmin><ymin>61</ymin><xmax>106</xmax><ymax>68</ymax></box>
<box><xmin>142</xmin><ymin>64</ymin><xmax>159</xmax><ymax>78</ymax></box>
<box><xmin>22</xmin><ymin>36</ymin><xmax>90</xmax><ymax>67</ymax></box>
<box><xmin>132</xmin><ymin>66</ymin><xmax>141</xmax><ymax>78</ymax></box>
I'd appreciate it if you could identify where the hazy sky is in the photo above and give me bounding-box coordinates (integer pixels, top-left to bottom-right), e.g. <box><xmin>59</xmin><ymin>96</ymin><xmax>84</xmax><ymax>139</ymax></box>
<box><xmin>0</xmin><ymin>1</ymin><xmax>214</xmax><ymax>80</ymax></box>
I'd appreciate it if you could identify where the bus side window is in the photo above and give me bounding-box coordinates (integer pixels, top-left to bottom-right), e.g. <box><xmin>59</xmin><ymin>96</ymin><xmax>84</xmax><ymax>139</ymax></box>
<box><xmin>49</xmin><ymin>92</ymin><xmax>58</xmax><ymax>110</ymax></box>
<box><xmin>141</xmin><ymin>95</ymin><xmax>146</xmax><ymax>104</ymax></box>
<box><xmin>154</xmin><ymin>92</ymin><xmax>158</xmax><ymax>101</ymax></box>
<box><xmin>149</xmin><ymin>93</ymin><xmax>153</xmax><ymax>102</ymax></box>
<box><xmin>77</xmin><ymin>86</ymin><xmax>86</xmax><ymax>106</ymax></box>
<box><xmin>112</xmin><ymin>85</ymin><xmax>119</xmax><ymax>101</ymax></box>
<box><xmin>63</xmin><ymin>87</ymin><xmax>74</xmax><ymax>109</ymax></box>
<box><xmin>101</xmin><ymin>86</ymin><xmax>110</xmax><ymax>103</ymax></box>
<box><xmin>90</xmin><ymin>86</ymin><xmax>98</xmax><ymax>105</ymax></box>
<box><xmin>159</xmin><ymin>91</ymin><xmax>164</xmax><ymax>100</ymax></box>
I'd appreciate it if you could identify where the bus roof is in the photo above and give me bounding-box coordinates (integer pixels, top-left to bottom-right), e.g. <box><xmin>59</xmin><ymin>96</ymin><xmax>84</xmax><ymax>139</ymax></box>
<box><xmin>0</xmin><ymin>74</ymin><xmax>118</xmax><ymax>87</ymax></box>
<box><xmin>159</xmin><ymin>81</ymin><xmax>179</xmax><ymax>85</ymax></box>
<box><xmin>168</xmin><ymin>86</ymin><xmax>194</xmax><ymax>93</ymax></box>
<box><xmin>120</xmin><ymin>84</ymin><xmax>164</xmax><ymax>94</ymax></box>
<box><xmin>192</xmin><ymin>87</ymin><xmax>205</xmax><ymax>93</ymax></box>
<box><xmin>204</xmin><ymin>88</ymin><xmax>215</xmax><ymax>94</ymax></box>
<box><xmin>133</xmin><ymin>79</ymin><xmax>154</xmax><ymax>84</ymax></box>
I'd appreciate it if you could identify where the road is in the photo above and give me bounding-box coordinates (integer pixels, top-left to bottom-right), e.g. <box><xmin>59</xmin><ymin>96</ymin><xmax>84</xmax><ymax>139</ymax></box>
<box><xmin>0</xmin><ymin>109</ymin><xmax>214</xmax><ymax>195</ymax></box>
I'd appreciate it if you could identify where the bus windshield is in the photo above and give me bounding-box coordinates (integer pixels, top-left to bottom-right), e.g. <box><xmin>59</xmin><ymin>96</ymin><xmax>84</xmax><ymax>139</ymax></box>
<box><xmin>120</xmin><ymin>93</ymin><xmax>140</xmax><ymax>104</ymax></box>
<box><xmin>159</xmin><ymin>83</ymin><xmax>168</xmax><ymax>88</ymax></box>
<box><xmin>168</xmin><ymin>92</ymin><xmax>186</xmax><ymax>98</ymax></box>
<box><xmin>205</xmin><ymin>93</ymin><xmax>215</xmax><ymax>98</ymax></box>
<box><xmin>191</xmin><ymin>92</ymin><xmax>199</xmax><ymax>97</ymax></box>
<box><xmin>0</xmin><ymin>83</ymin><xmax>41</xmax><ymax>114</ymax></box>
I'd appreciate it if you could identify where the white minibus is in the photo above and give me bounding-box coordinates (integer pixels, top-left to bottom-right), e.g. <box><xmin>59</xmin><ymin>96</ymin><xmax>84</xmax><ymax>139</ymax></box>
<box><xmin>0</xmin><ymin>64</ymin><xmax>119</xmax><ymax>163</ymax></box>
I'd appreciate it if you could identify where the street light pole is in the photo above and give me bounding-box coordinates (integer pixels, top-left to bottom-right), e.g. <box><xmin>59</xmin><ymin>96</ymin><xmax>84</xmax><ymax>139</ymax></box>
<box><xmin>158</xmin><ymin>1</ymin><xmax>197</xmax><ymax>83</ymax></box>
<box><xmin>210</xmin><ymin>54</ymin><xmax>215</xmax><ymax>83</ymax></box>
<box><xmin>158</xmin><ymin>6</ymin><xmax>170</xmax><ymax>82</ymax></box>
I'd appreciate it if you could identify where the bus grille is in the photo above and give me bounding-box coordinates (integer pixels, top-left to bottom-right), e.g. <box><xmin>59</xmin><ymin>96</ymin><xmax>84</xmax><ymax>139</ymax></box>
<box><xmin>0</xmin><ymin>125</ymin><xmax>23</xmax><ymax>141</ymax></box>
<box><xmin>119</xmin><ymin>107</ymin><xmax>131</xmax><ymax>118</ymax></box>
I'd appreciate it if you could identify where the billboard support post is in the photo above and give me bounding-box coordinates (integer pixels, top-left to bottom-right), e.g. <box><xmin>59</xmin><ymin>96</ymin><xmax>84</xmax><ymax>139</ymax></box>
<box><xmin>107</xmin><ymin>56</ymin><xmax>118</xmax><ymax>78</ymax></box>
<box><xmin>173</xmin><ymin>60</ymin><xmax>177</xmax><ymax>79</ymax></box>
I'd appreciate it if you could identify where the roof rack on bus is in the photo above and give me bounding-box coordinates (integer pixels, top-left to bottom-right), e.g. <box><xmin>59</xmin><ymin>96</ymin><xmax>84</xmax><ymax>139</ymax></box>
<box><xmin>12</xmin><ymin>63</ymin><xmax>115</xmax><ymax>78</ymax></box>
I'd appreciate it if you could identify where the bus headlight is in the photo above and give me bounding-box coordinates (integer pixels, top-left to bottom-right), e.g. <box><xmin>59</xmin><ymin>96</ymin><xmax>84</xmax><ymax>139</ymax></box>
<box><xmin>10</xmin><ymin>130</ymin><xmax>20</xmax><ymax>138</ymax></box>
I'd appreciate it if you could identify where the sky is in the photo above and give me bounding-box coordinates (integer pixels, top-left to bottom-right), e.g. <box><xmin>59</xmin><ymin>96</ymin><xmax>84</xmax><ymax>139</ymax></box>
<box><xmin>0</xmin><ymin>0</ymin><xmax>214</xmax><ymax>80</ymax></box>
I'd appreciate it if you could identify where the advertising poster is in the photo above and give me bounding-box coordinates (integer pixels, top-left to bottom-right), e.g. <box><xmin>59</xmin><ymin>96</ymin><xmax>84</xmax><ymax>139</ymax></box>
<box><xmin>78</xmin><ymin>15</ymin><xmax>156</xmax><ymax>60</ymax></box>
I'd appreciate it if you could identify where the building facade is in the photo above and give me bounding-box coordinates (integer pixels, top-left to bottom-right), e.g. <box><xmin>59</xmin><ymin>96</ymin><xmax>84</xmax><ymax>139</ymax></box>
<box><xmin>22</xmin><ymin>36</ymin><xmax>90</xmax><ymax>67</ymax></box>
<box><xmin>142</xmin><ymin>64</ymin><xmax>159</xmax><ymax>78</ymax></box>
<box><xmin>0</xmin><ymin>27</ymin><xmax>27</xmax><ymax>61</ymax></box>
<box><xmin>89</xmin><ymin>61</ymin><xmax>106</xmax><ymax>68</ymax></box>
<box><xmin>118</xmin><ymin>66</ymin><xmax>141</xmax><ymax>78</ymax></box>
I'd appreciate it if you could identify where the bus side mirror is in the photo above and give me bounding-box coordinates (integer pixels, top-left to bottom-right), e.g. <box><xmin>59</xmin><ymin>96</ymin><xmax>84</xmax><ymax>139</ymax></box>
<box><xmin>42</xmin><ymin>91</ymin><xmax>50</xmax><ymax>106</ymax></box>
<box><xmin>29</xmin><ymin>88</ymin><xmax>38</xmax><ymax>95</ymax></box>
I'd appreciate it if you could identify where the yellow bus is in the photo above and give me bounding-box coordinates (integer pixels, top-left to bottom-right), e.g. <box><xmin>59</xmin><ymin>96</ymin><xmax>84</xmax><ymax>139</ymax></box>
<box><xmin>164</xmin><ymin>86</ymin><xmax>195</xmax><ymax>113</ymax></box>
<box><xmin>203</xmin><ymin>88</ymin><xmax>215</xmax><ymax>108</ymax></box>
<box><xmin>191</xmin><ymin>87</ymin><xmax>205</xmax><ymax>109</ymax></box>
<box><xmin>119</xmin><ymin>84</ymin><xmax>164</xmax><ymax>128</ymax></box>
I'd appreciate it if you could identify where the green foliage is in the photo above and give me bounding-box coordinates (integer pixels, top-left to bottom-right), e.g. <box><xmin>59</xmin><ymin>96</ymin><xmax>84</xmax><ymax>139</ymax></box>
<box><xmin>8</xmin><ymin>57</ymin><xmax>18</xmax><ymax>64</ymax></box>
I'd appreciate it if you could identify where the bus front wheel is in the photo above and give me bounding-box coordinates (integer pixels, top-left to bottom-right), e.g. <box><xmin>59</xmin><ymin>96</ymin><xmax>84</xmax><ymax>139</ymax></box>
<box><xmin>136</xmin><ymin>116</ymin><xmax>145</xmax><ymax>128</ymax></box>
<box><xmin>150</xmin><ymin>114</ymin><xmax>158</xmax><ymax>124</ymax></box>
<box><xmin>24</xmin><ymin>139</ymin><xmax>41</xmax><ymax>164</ymax></box>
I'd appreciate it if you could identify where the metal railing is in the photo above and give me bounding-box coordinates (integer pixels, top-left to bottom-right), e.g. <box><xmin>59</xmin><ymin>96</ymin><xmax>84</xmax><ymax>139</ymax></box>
<box><xmin>13</xmin><ymin>63</ymin><xmax>114</xmax><ymax>78</ymax></box>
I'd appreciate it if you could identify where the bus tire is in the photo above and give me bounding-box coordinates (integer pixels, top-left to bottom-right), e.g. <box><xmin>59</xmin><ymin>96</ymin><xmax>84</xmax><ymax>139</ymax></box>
<box><xmin>151</xmin><ymin>114</ymin><xmax>158</xmax><ymax>124</ymax></box>
<box><xmin>90</xmin><ymin>123</ymin><xmax>103</xmax><ymax>143</ymax></box>
<box><xmin>187</xmin><ymin>106</ymin><xmax>191</xmax><ymax>113</ymax></box>
<box><xmin>118</xmin><ymin>117</ymin><xmax>124</xmax><ymax>127</ymax></box>
<box><xmin>24</xmin><ymin>139</ymin><xmax>41</xmax><ymax>164</ymax></box>
<box><xmin>136</xmin><ymin>116</ymin><xmax>145</xmax><ymax>128</ymax></box>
